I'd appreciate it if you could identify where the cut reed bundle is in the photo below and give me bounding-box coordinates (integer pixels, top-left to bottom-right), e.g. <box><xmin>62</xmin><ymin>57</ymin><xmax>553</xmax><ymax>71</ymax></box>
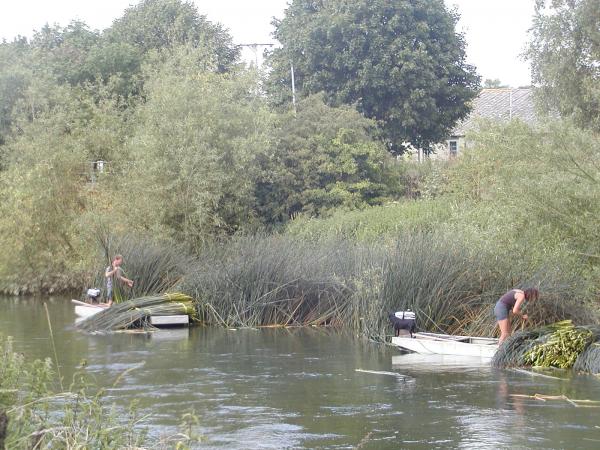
<box><xmin>493</xmin><ymin>321</ymin><xmax>600</xmax><ymax>372</ymax></box>
<box><xmin>76</xmin><ymin>293</ymin><xmax>195</xmax><ymax>332</ymax></box>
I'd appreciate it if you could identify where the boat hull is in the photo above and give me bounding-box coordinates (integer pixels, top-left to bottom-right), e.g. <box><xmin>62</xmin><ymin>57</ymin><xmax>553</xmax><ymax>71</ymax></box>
<box><xmin>74</xmin><ymin>304</ymin><xmax>103</xmax><ymax>318</ymax></box>
<box><xmin>391</xmin><ymin>332</ymin><xmax>498</xmax><ymax>358</ymax></box>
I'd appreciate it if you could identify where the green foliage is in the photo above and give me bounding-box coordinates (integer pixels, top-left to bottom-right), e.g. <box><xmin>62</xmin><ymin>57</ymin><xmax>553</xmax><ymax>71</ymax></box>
<box><xmin>77</xmin><ymin>293</ymin><xmax>195</xmax><ymax>331</ymax></box>
<box><xmin>524</xmin><ymin>322</ymin><xmax>592</xmax><ymax>368</ymax></box>
<box><xmin>107</xmin><ymin>0</ymin><xmax>239</xmax><ymax>71</ymax></box>
<box><xmin>0</xmin><ymin>76</ymin><xmax>136</xmax><ymax>293</ymax></box>
<box><xmin>178</xmin><ymin>233</ymin><xmax>590</xmax><ymax>338</ymax></box>
<box><xmin>527</xmin><ymin>0</ymin><xmax>600</xmax><ymax>130</ymax></box>
<box><xmin>256</xmin><ymin>94</ymin><xmax>401</xmax><ymax>222</ymax></box>
<box><xmin>30</xmin><ymin>21</ymin><xmax>101</xmax><ymax>86</ymax></box>
<box><xmin>493</xmin><ymin>321</ymin><xmax>600</xmax><ymax>373</ymax></box>
<box><xmin>0</xmin><ymin>38</ymin><xmax>32</xmax><ymax>145</ymax></box>
<box><xmin>90</xmin><ymin>234</ymin><xmax>193</xmax><ymax>300</ymax></box>
<box><xmin>483</xmin><ymin>78</ymin><xmax>508</xmax><ymax>89</ymax></box>
<box><xmin>115</xmin><ymin>56</ymin><xmax>271</xmax><ymax>251</ymax></box>
<box><xmin>0</xmin><ymin>334</ymin><xmax>153</xmax><ymax>448</ymax></box>
<box><xmin>267</xmin><ymin>0</ymin><xmax>480</xmax><ymax>152</ymax></box>
<box><xmin>444</xmin><ymin>120</ymin><xmax>600</xmax><ymax>265</ymax></box>
<box><xmin>285</xmin><ymin>198</ymin><xmax>454</xmax><ymax>241</ymax></box>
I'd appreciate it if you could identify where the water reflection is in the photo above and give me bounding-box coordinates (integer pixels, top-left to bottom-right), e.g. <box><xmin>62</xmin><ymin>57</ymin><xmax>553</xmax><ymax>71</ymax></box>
<box><xmin>2</xmin><ymin>296</ymin><xmax>600</xmax><ymax>449</ymax></box>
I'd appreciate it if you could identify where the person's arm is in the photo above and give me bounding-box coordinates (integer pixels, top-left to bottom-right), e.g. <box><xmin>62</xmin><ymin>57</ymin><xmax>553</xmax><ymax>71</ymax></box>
<box><xmin>105</xmin><ymin>266</ymin><xmax>118</xmax><ymax>278</ymax></box>
<box><xmin>513</xmin><ymin>291</ymin><xmax>528</xmax><ymax>320</ymax></box>
<box><xmin>117</xmin><ymin>272</ymin><xmax>134</xmax><ymax>287</ymax></box>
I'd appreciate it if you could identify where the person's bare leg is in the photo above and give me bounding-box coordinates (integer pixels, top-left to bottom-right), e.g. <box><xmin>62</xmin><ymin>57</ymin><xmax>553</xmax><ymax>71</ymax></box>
<box><xmin>498</xmin><ymin>318</ymin><xmax>511</xmax><ymax>344</ymax></box>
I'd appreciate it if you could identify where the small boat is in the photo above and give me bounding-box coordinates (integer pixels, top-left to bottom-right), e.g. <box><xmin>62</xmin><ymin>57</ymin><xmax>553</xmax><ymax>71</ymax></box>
<box><xmin>71</xmin><ymin>299</ymin><xmax>190</xmax><ymax>327</ymax></box>
<box><xmin>391</xmin><ymin>332</ymin><xmax>498</xmax><ymax>358</ymax></box>
<box><xmin>72</xmin><ymin>299</ymin><xmax>106</xmax><ymax>318</ymax></box>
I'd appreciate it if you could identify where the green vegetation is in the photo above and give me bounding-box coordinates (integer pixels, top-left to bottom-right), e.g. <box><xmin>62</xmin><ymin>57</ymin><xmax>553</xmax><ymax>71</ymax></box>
<box><xmin>77</xmin><ymin>293</ymin><xmax>195</xmax><ymax>331</ymax></box>
<box><xmin>492</xmin><ymin>321</ymin><xmax>600</xmax><ymax>373</ymax></box>
<box><xmin>527</xmin><ymin>0</ymin><xmax>600</xmax><ymax>131</ymax></box>
<box><xmin>176</xmin><ymin>233</ymin><xmax>589</xmax><ymax>339</ymax></box>
<box><xmin>0</xmin><ymin>0</ymin><xmax>598</xmax><ymax>342</ymax></box>
<box><xmin>0</xmin><ymin>333</ymin><xmax>202</xmax><ymax>448</ymax></box>
<box><xmin>267</xmin><ymin>0</ymin><xmax>480</xmax><ymax>152</ymax></box>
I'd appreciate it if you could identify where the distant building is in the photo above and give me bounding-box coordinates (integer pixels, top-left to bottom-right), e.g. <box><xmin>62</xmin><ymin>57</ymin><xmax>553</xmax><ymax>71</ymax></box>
<box><xmin>436</xmin><ymin>88</ymin><xmax>537</xmax><ymax>159</ymax></box>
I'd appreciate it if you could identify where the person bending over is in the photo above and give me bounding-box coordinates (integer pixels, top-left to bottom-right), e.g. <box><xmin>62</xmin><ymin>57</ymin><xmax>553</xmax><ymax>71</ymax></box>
<box><xmin>494</xmin><ymin>287</ymin><xmax>539</xmax><ymax>344</ymax></box>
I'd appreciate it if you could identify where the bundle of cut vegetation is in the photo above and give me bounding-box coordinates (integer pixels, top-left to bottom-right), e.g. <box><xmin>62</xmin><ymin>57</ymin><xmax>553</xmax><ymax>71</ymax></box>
<box><xmin>573</xmin><ymin>326</ymin><xmax>600</xmax><ymax>374</ymax></box>
<box><xmin>87</xmin><ymin>233</ymin><xmax>193</xmax><ymax>302</ymax></box>
<box><xmin>493</xmin><ymin>321</ymin><xmax>600</xmax><ymax>372</ymax></box>
<box><xmin>76</xmin><ymin>293</ymin><xmax>195</xmax><ymax>332</ymax></box>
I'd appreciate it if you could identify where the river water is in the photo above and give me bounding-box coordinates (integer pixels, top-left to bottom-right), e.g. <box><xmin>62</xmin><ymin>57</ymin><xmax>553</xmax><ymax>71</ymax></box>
<box><xmin>2</xmin><ymin>296</ymin><xmax>600</xmax><ymax>449</ymax></box>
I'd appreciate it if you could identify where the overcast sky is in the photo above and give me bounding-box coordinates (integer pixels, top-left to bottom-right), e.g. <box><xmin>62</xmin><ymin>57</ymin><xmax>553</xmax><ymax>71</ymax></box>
<box><xmin>0</xmin><ymin>0</ymin><xmax>535</xmax><ymax>87</ymax></box>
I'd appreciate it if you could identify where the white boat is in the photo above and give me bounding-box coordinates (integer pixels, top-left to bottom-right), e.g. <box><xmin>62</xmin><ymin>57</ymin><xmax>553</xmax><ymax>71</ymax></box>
<box><xmin>72</xmin><ymin>299</ymin><xmax>106</xmax><ymax>318</ymax></box>
<box><xmin>72</xmin><ymin>299</ymin><xmax>190</xmax><ymax>327</ymax></box>
<box><xmin>391</xmin><ymin>332</ymin><xmax>498</xmax><ymax>358</ymax></box>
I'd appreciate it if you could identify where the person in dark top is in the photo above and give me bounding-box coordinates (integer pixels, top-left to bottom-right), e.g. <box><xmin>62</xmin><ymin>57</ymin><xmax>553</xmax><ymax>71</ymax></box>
<box><xmin>494</xmin><ymin>287</ymin><xmax>539</xmax><ymax>344</ymax></box>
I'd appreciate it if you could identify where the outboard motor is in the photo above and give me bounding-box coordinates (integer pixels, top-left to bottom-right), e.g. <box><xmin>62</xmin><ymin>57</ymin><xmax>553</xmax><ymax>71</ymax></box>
<box><xmin>389</xmin><ymin>310</ymin><xmax>417</xmax><ymax>337</ymax></box>
<box><xmin>86</xmin><ymin>288</ymin><xmax>101</xmax><ymax>303</ymax></box>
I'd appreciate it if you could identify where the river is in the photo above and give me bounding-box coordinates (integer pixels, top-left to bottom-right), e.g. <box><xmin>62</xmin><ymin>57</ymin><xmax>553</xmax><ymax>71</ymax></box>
<box><xmin>1</xmin><ymin>296</ymin><xmax>599</xmax><ymax>449</ymax></box>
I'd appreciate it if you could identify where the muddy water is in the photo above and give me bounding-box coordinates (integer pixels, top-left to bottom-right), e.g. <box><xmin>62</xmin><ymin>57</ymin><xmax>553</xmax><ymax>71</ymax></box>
<box><xmin>2</xmin><ymin>296</ymin><xmax>599</xmax><ymax>449</ymax></box>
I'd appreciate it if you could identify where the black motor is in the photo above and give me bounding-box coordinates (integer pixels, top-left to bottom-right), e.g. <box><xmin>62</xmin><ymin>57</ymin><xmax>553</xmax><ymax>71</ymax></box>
<box><xmin>389</xmin><ymin>311</ymin><xmax>416</xmax><ymax>337</ymax></box>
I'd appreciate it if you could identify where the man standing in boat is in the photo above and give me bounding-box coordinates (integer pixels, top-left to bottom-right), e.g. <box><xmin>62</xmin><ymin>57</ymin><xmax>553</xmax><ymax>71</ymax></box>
<box><xmin>105</xmin><ymin>254</ymin><xmax>134</xmax><ymax>306</ymax></box>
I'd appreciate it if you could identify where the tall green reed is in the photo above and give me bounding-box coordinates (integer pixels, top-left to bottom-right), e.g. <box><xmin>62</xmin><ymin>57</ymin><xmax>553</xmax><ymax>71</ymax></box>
<box><xmin>86</xmin><ymin>234</ymin><xmax>193</xmax><ymax>302</ymax></box>
<box><xmin>178</xmin><ymin>233</ymin><xmax>593</xmax><ymax>339</ymax></box>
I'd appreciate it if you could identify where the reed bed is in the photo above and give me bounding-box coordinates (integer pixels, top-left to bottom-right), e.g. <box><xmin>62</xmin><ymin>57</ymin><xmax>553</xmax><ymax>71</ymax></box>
<box><xmin>87</xmin><ymin>234</ymin><xmax>192</xmax><ymax>302</ymax></box>
<box><xmin>176</xmin><ymin>233</ymin><xmax>592</xmax><ymax>340</ymax></box>
<box><xmin>76</xmin><ymin>293</ymin><xmax>195</xmax><ymax>332</ymax></box>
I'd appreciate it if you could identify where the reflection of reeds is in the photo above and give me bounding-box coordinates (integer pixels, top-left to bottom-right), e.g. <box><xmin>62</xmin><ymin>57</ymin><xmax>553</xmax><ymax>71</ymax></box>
<box><xmin>177</xmin><ymin>234</ymin><xmax>590</xmax><ymax>339</ymax></box>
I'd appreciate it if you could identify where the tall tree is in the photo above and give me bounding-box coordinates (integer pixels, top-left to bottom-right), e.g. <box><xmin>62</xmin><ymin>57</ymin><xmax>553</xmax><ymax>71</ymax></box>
<box><xmin>267</xmin><ymin>0</ymin><xmax>480</xmax><ymax>153</ymax></box>
<box><xmin>255</xmin><ymin>94</ymin><xmax>401</xmax><ymax>223</ymax></box>
<box><xmin>107</xmin><ymin>0</ymin><xmax>239</xmax><ymax>72</ymax></box>
<box><xmin>0</xmin><ymin>38</ymin><xmax>32</xmax><ymax>145</ymax></box>
<box><xmin>115</xmin><ymin>51</ymin><xmax>271</xmax><ymax>251</ymax></box>
<box><xmin>527</xmin><ymin>0</ymin><xmax>600</xmax><ymax>130</ymax></box>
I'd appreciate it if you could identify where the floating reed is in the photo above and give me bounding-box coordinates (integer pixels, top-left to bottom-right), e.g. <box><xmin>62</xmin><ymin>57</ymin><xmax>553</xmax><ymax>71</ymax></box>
<box><xmin>76</xmin><ymin>293</ymin><xmax>195</xmax><ymax>332</ymax></box>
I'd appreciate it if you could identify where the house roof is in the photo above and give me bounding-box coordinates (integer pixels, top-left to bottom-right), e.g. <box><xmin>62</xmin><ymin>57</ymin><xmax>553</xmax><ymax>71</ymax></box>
<box><xmin>451</xmin><ymin>88</ymin><xmax>537</xmax><ymax>137</ymax></box>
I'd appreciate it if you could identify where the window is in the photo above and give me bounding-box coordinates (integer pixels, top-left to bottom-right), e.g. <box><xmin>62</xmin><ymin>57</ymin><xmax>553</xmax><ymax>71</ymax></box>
<box><xmin>448</xmin><ymin>140</ymin><xmax>458</xmax><ymax>157</ymax></box>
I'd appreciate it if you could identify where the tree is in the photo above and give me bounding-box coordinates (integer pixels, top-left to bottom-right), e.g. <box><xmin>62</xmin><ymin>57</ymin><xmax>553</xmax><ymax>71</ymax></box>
<box><xmin>0</xmin><ymin>38</ymin><xmax>32</xmax><ymax>145</ymax></box>
<box><xmin>255</xmin><ymin>94</ymin><xmax>401</xmax><ymax>222</ymax></box>
<box><xmin>483</xmin><ymin>78</ymin><xmax>508</xmax><ymax>89</ymax></box>
<box><xmin>267</xmin><ymin>0</ymin><xmax>480</xmax><ymax>153</ymax></box>
<box><xmin>30</xmin><ymin>21</ymin><xmax>101</xmax><ymax>85</ymax></box>
<box><xmin>107</xmin><ymin>0</ymin><xmax>239</xmax><ymax>72</ymax></box>
<box><xmin>114</xmin><ymin>52</ymin><xmax>271</xmax><ymax>251</ymax></box>
<box><xmin>527</xmin><ymin>0</ymin><xmax>600</xmax><ymax>130</ymax></box>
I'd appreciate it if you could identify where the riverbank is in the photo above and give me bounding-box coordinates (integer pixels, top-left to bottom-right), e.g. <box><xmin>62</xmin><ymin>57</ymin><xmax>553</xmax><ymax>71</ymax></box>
<box><xmin>0</xmin><ymin>272</ymin><xmax>83</xmax><ymax>296</ymax></box>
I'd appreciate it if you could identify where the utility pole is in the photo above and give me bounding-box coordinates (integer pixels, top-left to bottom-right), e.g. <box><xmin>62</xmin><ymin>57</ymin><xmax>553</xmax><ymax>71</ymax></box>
<box><xmin>238</xmin><ymin>43</ymin><xmax>298</xmax><ymax>114</ymax></box>
<box><xmin>238</xmin><ymin>43</ymin><xmax>275</xmax><ymax>68</ymax></box>
<box><xmin>290</xmin><ymin>63</ymin><xmax>297</xmax><ymax>115</ymax></box>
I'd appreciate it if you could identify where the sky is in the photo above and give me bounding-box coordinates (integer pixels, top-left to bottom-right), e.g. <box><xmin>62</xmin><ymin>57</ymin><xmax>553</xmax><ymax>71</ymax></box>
<box><xmin>0</xmin><ymin>0</ymin><xmax>535</xmax><ymax>87</ymax></box>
